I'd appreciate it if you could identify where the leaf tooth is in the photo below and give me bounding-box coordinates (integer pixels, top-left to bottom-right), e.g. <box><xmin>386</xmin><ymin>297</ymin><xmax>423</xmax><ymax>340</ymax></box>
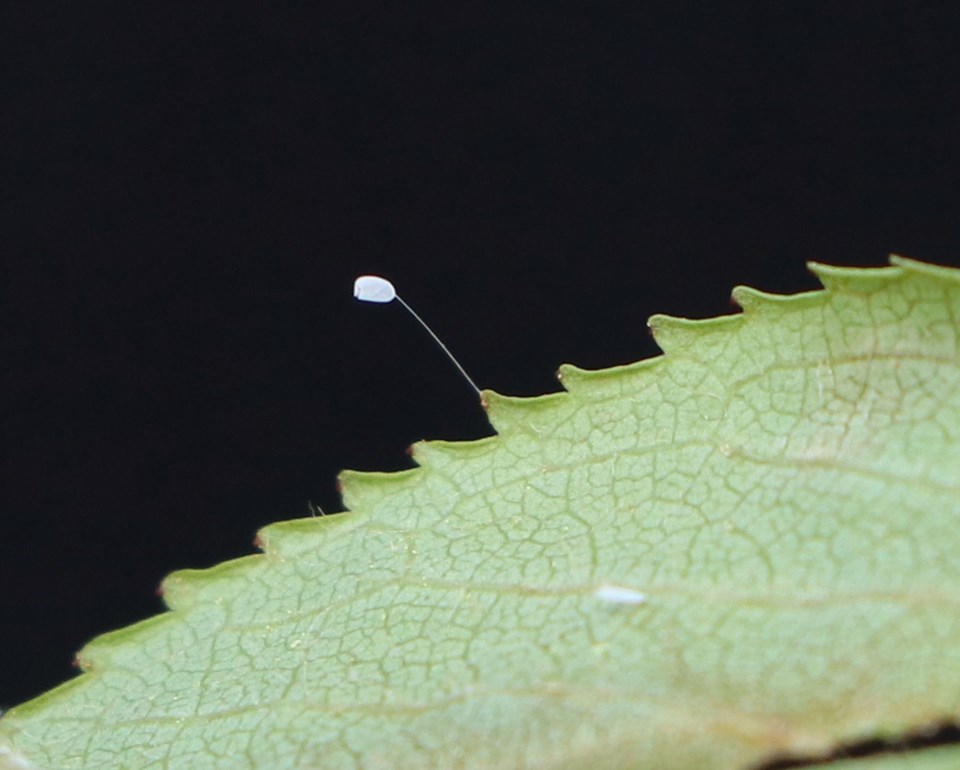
<box><xmin>729</xmin><ymin>285</ymin><xmax>800</xmax><ymax>313</ymax></box>
<box><xmin>73</xmin><ymin>635</ymin><xmax>116</xmax><ymax>672</ymax></box>
<box><xmin>158</xmin><ymin>558</ymin><xmax>252</xmax><ymax>611</ymax></box>
<box><xmin>481</xmin><ymin>390</ymin><xmax>569</xmax><ymax>435</ymax></box>
<box><xmin>408</xmin><ymin>436</ymin><xmax>497</xmax><ymax>468</ymax></box>
<box><xmin>646</xmin><ymin>313</ymin><xmax>697</xmax><ymax>350</ymax></box>
<box><xmin>254</xmin><ymin>514</ymin><xmax>361</xmax><ymax>559</ymax></box>
<box><xmin>647</xmin><ymin>312</ymin><xmax>741</xmax><ymax>353</ymax></box>
<box><xmin>889</xmin><ymin>253</ymin><xmax>960</xmax><ymax>283</ymax></box>
<box><xmin>337</xmin><ymin>468</ymin><xmax>419</xmax><ymax>512</ymax></box>
<box><xmin>556</xmin><ymin>358</ymin><xmax>661</xmax><ymax>394</ymax></box>
<box><xmin>806</xmin><ymin>260</ymin><xmax>902</xmax><ymax>294</ymax></box>
<box><xmin>74</xmin><ymin>613</ymin><xmax>173</xmax><ymax>671</ymax></box>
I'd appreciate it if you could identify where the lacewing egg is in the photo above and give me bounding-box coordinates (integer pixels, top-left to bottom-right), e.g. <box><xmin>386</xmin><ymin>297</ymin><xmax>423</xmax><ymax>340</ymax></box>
<box><xmin>354</xmin><ymin>275</ymin><xmax>397</xmax><ymax>303</ymax></box>
<box><xmin>353</xmin><ymin>273</ymin><xmax>482</xmax><ymax>397</ymax></box>
<box><xmin>594</xmin><ymin>583</ymin><xmax>647</xmax><ymax>605</ymax></box>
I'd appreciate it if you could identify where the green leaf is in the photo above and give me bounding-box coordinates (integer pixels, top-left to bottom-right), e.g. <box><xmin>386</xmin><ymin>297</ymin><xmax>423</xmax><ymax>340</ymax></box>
<box><xmin>821</xmin><ymin>746</ymin><xmax>960</xmax><ymax>770</ymax></box>
<box><xmin>2</xmin><ymin>256</ymin><xmax>959</xmax><ymax>770</ymax></box>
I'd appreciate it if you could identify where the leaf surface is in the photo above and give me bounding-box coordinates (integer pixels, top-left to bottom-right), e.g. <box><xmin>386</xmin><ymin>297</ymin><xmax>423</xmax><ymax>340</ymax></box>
<box><xmin>2</xmin><ymin>257</ymin><xmax>959</xmax><ymax>769</ymax></box>
<box><xmin>820</xmin><ymin>746</ymin><xmax>960</xmax><ymax>770</ymax></box>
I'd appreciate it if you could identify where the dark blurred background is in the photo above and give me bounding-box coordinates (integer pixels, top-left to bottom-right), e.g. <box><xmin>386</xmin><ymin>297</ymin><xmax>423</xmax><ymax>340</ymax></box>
<box><xmin>3</xmin><ymin>2</ymin><xmax>960</xmax><ymax>706</ymax></box>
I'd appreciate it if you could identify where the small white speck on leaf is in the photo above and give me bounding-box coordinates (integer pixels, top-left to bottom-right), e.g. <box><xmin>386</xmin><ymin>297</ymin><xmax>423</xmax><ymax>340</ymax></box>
<box><xmin>593</xmin><ymin>583</ymin><xmax>647</xmax><ymax>605</ymax></box>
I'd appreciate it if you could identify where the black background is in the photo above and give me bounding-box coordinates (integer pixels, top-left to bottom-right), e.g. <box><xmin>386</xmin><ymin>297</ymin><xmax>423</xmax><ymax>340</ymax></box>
<box><xmin>4</xmin><ymin>2</ymin><xmax>960</xmax><ymax>707</ymax></box>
